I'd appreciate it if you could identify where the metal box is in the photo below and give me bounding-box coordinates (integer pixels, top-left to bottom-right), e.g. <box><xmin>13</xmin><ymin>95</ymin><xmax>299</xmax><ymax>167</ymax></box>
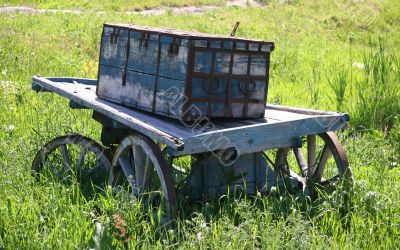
<box><xmin>97</xmin><ymin>24</ymin><xmax>274</xmax><ymax>120</ymax></box>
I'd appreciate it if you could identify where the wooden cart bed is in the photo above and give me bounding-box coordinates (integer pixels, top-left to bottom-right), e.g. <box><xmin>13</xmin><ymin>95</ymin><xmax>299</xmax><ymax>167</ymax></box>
<box><xmin>32</xmin><ymin>76</ymin><xmax>349</xmax><ymax>156</ymax></box>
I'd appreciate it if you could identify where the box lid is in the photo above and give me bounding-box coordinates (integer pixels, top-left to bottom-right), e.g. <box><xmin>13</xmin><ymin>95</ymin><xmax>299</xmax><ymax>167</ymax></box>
<box><xmin>103</xmin><ymin>23</ymin><xmax>275</xmax><ymax>51</ymax></box>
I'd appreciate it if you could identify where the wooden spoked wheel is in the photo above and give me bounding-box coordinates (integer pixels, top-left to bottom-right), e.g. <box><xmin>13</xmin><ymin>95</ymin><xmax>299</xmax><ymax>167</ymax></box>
<box><xmin>32</xmin><ymin>134</ymin><xmax>112</xmax><ymax>193</ymax></box>
<box><xmin>109</xmin><ymin>134</ymin><xmax>176</xmax><ymax>213</ymax></box>
<box><xmin>275</xmin><ymin>132</ymin><xmax>353</xmax><ymax>193</ymax></box>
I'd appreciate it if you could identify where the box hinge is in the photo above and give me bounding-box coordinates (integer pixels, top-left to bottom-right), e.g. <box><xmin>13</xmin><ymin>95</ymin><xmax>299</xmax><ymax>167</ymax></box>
<box><xmin>168</xmin><ymin>37</ymin><xmax>180</xmax><ymax>54</ymax></box>
<box><xmin>110</xmin><ymin>28</ymin><xmax>121</xmax><ymax>44</ymax></box>
<box><xmin>140</xmin><ymin>32</ymin><xmax>151</xmax><ymax>48</ymax></box>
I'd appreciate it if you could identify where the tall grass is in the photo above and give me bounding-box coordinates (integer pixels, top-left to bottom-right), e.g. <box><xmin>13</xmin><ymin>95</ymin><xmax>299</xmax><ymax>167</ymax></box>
<box><xmin>307</xmin><ymin>67</ymin><xmax>320</xmax><ymax>108</ymax></box>
<box><xmin>352</xmin><ymin>39</ymin><xmax>400</xmax><ymax>132</ymax></box>
<box><xmin>327</xmin><ymin>65</ymin><xmax>349</xmax><ymax>112</ymax></box>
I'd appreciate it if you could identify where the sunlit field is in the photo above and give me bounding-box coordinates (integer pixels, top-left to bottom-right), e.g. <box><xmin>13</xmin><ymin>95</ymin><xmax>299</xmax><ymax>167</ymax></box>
<box><xmin>0</xmin><ymin>0</ymin><xmax>399</xmax><ymax>248</ymax></box>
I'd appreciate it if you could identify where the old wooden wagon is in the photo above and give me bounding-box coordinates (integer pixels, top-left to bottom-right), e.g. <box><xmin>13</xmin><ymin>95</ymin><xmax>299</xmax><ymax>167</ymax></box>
<box><xmin>31</xmin><ymin>76</ymin><xmax>353</xmax><ymax>214</ymax></box>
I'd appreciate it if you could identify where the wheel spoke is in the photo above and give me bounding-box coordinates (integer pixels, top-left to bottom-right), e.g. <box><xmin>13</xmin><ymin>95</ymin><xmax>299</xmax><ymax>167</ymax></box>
<box><xmin>143</xmin><ymin>155</ymin><xmax>154</xmax><ymax>191</ymax></box>
<box><xmin>313</xmin><ymin>144</ymin><xmax>332</xmax><ymax>182</ymax></box>
<box><xmin>293</xmin><ymin>148</ymin><xmax>308</xmax><ymax>177</ymax></box>
<box><xmin>118</xmin><ymin>156</ymin><xmax>138</xmax><ymax>195</ymax></box>
<box><xmin>44</xmin><ymin>159</ymin><xmax>59</xmax><ymax>178</ymax></box>
<box><xmin>132</xmin><ymin>145</ymin><xmax>155</xmax><ymax>194</ymax></box>
<box><xmin>272</xmin><ymin>132</ymin><xmax>352</xmax><ymax>196</ymax></box>
<box><xmin>60</xmin><ymin>144</ymin><xmax>72</xmax><ymax>171</ymax></box>
<box><xmin>75</xmin><ymin>146</ymin><xmax>88</xmax><ymax>171</ymax></box>
<box><xmin>109</xmin><ymin>134</ymin><xmax>177</xmax><ymax>213</ymax></box>
<box><xmin>32</xmin><ymin>134</ymin><xmax>112</xmax><ymax>196</ymax></box>
<box><xmin>275</xmin><ymin>148</ymin><xmax>289</xmax><ymax>175</ymax></box>
<box><xmin>307</xmin><ymin>135</ymin><xmax>317</xmax><ymax>177</ymax></box>
<box><xmin>133</xmin><ymin>145</ymin><xmax>145</xmax><ymax>193</ymax></box>
<box><xmin>86</xmin><ymin>161</ymin><xmax>106</xmax><ymax>177</ymax></box>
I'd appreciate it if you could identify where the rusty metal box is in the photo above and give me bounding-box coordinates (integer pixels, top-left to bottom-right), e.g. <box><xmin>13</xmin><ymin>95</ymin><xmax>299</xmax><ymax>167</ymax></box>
<box><xmin>96</xmin><ymin>23</ymin><xmax>274</xmax><ymax>120</ymax></box>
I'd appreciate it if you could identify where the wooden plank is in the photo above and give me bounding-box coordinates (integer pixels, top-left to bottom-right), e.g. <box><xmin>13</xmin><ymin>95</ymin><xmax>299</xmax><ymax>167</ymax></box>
<box><xmin>212</xmin><ymin>117</ymin><xmax>280</xmax><ymax>130</ymax></box>
<box><xmin>238</xmin><ymin>118</ymin><xmax>271</xmax><ymax>125</ymax></box>
<box><xmin>267</xmin><ymin>104</ymin><xmax>349</xmax><ymax>118</ymax></box>
<box><xmin>264</xmin><ymin>108</ymin><xmax>313</xmax><ymax>121</ymax></box>
<box><xmin>32</xmin><ymin>77</ymin><xmax>96</xmax><ymax>92</ymax></box>
<box><xmin>174</xmin><ymin>114</ymin><xmax>348</xmax><ymax>156</ymax></box>
<box><xmin>32</xmin><ymin>76</ymin><xmax>349</xmax><ymax>156</ymax></box>
<box><xmin>32</xmin><ymin>76</ymin><xmax>186</xmax><ymax>150</ymax></box>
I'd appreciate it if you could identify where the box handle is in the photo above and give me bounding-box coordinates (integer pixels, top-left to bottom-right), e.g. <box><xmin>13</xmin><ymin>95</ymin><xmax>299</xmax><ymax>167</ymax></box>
<box><xmin>239</xmin><ymin>80</ymin><xmax>256</xmax><ymax>95</ymax></box>
<box><xmin>202</xmin><ymin>78</ymin><xmax>221</xmax><ymax>94</ymax></box>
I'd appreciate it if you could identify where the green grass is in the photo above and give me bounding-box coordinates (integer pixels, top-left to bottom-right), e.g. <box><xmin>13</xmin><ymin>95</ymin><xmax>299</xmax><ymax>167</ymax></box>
<box><xmin>351</xmin><ymin>39</ymin><xmax>400</xmax><ymax>132</ymax></box>
<box><xmin>1</xmin><ymin>0</ymin><xmax>400</xmax><ymax>248</ymax></box>
<box><xmin>1</xmin><ymin>0</ymin><xmax>226</xmax><ymax>11</ymax></box>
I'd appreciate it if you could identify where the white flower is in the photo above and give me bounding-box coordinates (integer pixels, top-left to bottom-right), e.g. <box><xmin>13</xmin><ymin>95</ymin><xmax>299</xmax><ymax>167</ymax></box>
<box><xmin>8</xmin><ymin>125</ymin><xmax>14</xmax><ymax>131</ymax></box>
<box><xmin>352</xmin><ymin>62</ymin><xmax>365</xmax><ymax>70</ymax></box>
<box><xmin>1</xmin><ymin>69</ymin><xmax>6</xmax><ymax>75</ymax></box>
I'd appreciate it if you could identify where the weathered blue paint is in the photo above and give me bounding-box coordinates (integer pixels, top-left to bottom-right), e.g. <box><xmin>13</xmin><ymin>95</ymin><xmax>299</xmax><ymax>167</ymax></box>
<box><xmin>184</xmin><ymin>152</ymin><xmax>278</xmax><ymax>200</ymax></box>
<box><xmin>32</xmin><ymin>76</ymin><xmax>350</xmax><ymax>155</ymax></box>
<box><xmin>97</xmin><ymin>24</ymin><xmax>275</xmax><ymax>120</ymax></box>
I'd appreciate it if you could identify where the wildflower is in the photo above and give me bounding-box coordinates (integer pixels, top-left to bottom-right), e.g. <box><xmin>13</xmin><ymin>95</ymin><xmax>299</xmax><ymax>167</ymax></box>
<box><xmin>2</xmin><ymin>68</ymin><xmax>6</xmax><ymax>75</ymax></box>
<box><xmin>352</xmin><ymin>62</ymin><xmax>365</xmax><ymax>70</ymax></box>
<box><xmin>113</xmin><ymin>213</ymin><xmax>130</xmax><ymax>243</ymax></box>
